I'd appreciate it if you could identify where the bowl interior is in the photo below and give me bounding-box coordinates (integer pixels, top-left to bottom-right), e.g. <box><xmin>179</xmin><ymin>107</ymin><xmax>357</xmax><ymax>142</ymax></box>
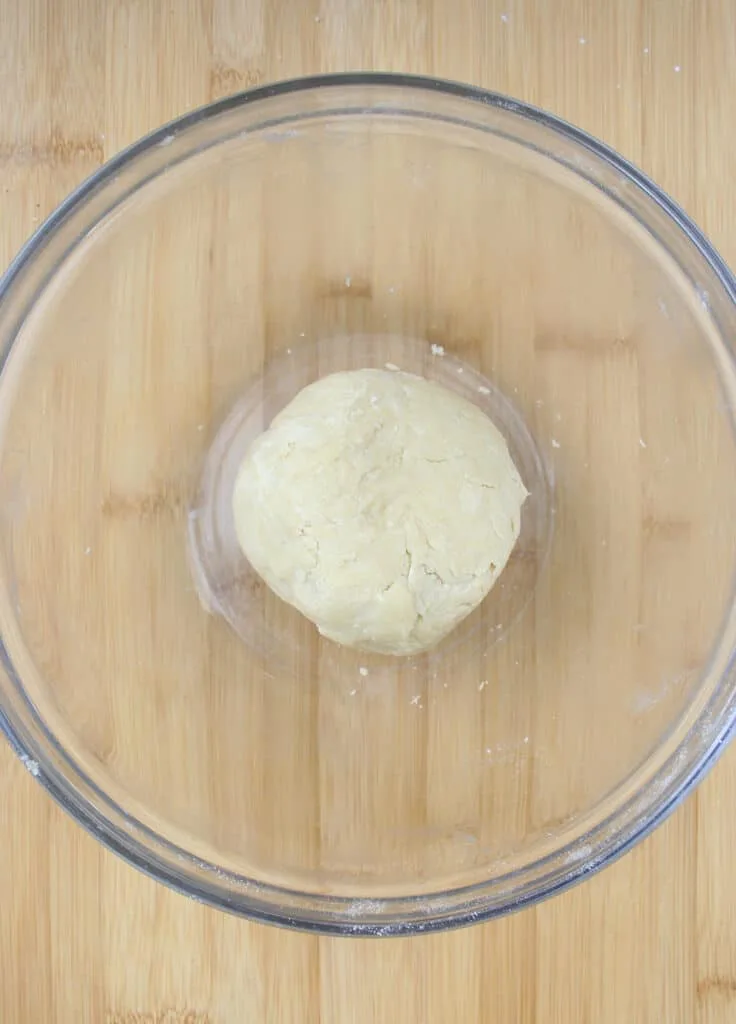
<box><xmin>1</xmin><ymin>81</ymin><xmax>736</xmax><ymax>923</ymax></box>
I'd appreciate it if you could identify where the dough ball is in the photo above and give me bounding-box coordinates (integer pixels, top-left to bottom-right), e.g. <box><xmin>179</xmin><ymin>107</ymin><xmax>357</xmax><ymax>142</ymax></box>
<box><xmin>232</xmin><ymin>368</ymin><xmax>527</xmax><ymax>655</ymax></box>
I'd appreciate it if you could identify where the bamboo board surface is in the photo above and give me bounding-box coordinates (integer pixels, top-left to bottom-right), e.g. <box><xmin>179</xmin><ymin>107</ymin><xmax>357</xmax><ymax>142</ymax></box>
<box><xmin>1</xmin><ymin>1</ymin><xmax>736</xmax><ymax>1022</ymax></box>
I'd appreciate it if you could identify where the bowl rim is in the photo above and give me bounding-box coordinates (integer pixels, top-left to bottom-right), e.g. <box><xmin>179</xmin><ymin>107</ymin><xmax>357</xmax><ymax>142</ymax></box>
<box><xmin>1</xmin><ymin>71</ymin><xmax>735</xmax><ymax>936</ymax></box>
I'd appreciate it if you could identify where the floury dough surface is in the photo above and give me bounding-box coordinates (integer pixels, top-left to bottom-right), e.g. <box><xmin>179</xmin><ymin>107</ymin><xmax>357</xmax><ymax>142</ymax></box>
<box><xmin>232</xmin><ymin>368</ymin><xmax>528</xmax><ymax>655</ymax></box>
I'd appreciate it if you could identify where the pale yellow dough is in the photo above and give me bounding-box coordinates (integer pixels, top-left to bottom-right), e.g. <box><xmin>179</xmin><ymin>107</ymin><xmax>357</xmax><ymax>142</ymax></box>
<box><xmin>232</xmin><ymin>368</ymin><xmax>527</xmax><ymax>655</ymax></box>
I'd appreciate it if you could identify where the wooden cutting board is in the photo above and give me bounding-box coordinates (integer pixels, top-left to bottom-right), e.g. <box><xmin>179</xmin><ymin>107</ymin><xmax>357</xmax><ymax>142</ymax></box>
<box><xmin>1</xmin><ymin>1</ymin><xmax>735</xmax><ymax>1021</ymax></box>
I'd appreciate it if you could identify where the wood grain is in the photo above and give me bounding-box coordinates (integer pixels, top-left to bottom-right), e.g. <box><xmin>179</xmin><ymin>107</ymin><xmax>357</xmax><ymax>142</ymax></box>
<box><xmin>1</xmin><ymin>1</ymin><xmax>736</xmax><ymax>1022</ymax></box>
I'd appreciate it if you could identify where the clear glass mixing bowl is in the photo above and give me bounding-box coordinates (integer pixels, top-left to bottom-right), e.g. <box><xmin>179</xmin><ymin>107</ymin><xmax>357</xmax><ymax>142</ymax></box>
<box><xmin>1</xmin><ymin>74</ymin><xmax>736</xmax><ymax>936</ymax></box>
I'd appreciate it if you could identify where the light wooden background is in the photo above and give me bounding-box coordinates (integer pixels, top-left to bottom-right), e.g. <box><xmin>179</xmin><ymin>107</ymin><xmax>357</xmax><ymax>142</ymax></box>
<box><xmin>1</xmin><ymin>1</ymin><xmax>736</xmax><ymax>1021</ymax></box>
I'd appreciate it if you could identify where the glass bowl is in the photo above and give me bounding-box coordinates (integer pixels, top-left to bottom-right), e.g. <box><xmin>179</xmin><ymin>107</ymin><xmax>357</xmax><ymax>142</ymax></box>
<box><xmin>1</xmin><ymin>74</ymin><xmax>736</xmax><ymax>936</ymax></box>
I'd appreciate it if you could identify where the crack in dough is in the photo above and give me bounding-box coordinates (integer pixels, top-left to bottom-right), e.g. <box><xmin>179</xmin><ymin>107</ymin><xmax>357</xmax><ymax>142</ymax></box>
<box><xmin>232</xmin><ymin>368</ymin><xmax>527</xmax><ymax>655</ymax></box>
